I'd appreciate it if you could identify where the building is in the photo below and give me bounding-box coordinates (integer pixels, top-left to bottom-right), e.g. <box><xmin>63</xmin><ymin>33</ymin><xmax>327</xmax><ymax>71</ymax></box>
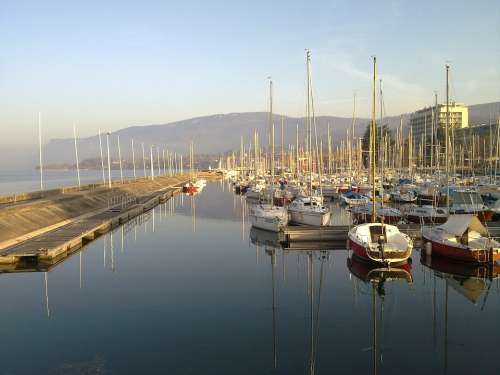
<box><xmin>410</xmin><ymin>102</ymin><xmax>468</xmax><ymax>142</ymax></box>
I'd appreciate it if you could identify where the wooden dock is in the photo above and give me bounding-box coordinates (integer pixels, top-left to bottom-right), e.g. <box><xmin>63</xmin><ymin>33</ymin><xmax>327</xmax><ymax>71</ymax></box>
<box><xmin>0</xmin><ymin>186</ymin><xmax>181</xmax><ymax>266</ymax></box>
<box><xmin>283</xmin><ymin>222</ymin><xmax>500</xmax><ymax>244</ymax></box>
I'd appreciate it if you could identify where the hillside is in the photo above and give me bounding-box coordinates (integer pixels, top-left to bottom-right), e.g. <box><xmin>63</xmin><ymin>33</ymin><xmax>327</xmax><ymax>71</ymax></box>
<box><xmin>43</xmin><ymin>102</ymin><xmax>498</xmax><ymax>165</ymax></box>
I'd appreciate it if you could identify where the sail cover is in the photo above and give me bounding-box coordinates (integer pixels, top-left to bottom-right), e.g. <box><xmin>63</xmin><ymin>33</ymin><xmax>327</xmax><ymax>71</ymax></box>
<box><xmin>439</xmin><ymin>214</ymin><xmax>488</xmax><ymax>236</ymax></box>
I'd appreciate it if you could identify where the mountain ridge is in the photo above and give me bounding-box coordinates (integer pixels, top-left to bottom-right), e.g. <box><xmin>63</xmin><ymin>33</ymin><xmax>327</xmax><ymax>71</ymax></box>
<box><xmin>43</xmin><ymin>102</ymin><xmax>499</xmax><ymax>165</ymax></box>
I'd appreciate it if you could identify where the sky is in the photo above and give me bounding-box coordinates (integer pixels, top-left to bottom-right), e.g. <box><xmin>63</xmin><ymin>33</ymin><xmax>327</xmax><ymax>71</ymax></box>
<box><xmin>0</xmin><ymin>0</ymin><xmax>499</xmax><ymax>152</ymax></box>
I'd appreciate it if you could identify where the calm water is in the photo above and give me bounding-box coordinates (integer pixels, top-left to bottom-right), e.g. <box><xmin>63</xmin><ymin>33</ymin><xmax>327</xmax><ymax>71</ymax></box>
<box><xmin>0</xmin><ymin>169</ymin><xmax>140</xmax><ymax>195</ymax></box>
<box><xmin>0</xmin><ymin>182</ymin><xmax>498</xmax><ymax>374</ymax></box>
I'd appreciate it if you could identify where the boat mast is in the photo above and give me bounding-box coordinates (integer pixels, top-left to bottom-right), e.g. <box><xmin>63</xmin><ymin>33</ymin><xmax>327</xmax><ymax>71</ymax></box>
<box><xmin>495</xmin><ymin>115</ymin><xmax>500</xmax><ymax>184</ymax></box>
<box><xmin>269</xmin><ymin>77</ymin><xmax>275</xmax><ymax>203</ymax></box>
<box><xmin>281</xmin><ymin>116</ymin><xmax>285</xmax><ymax>177</ymax></box>
<box><xmin>295</xmin><ymin>123</ymin><xmax>299</xmax><ymax>178</ymax></box>
<box><xmin>306</xmin><ymin>50</ymin><xmax>313</xmax><ymax>196</ymax></box>
<box><xmin>445</xmin><ymin>64</ymin><xmax>450</xmax><ymax>210</ymax></box>
<box><xmin>351</xmin><ymin>93</ymin><xmax>357</xmax><ymax>176</ymax></box>
<box><xmin>371</xmin><ymin>57</ymin><xmax>377</xmax><ymax>223</ymax></box>
<box><xmin>379</xmin><ymin>79</ymin><xmax>384</xmax><ymax>209</ymax></box>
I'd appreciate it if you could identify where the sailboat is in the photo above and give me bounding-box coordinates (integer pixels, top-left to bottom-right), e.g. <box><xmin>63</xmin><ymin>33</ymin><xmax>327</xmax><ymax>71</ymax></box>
<box><xmin>288</xmin><ymin>50</ymin><xmax>331</xmax><ymax>227</ymax></box>
<box><xmin>347</xmin><ymin>57</ymin><xmax>413</xmax><ymax>266</ymax></box>
<box><xmin>422</xmin><ymin>214</ymin><xmax>500</xmax><ymax>263</ymax></box>
<box><xmin>183</xmin><ymin>141</ymin><xmax>200</xmax><ymax>194</ymax></box>
<box><xmin>250</xmin><ymin>78</ymin><xmax>289</xmax><ymax>232</ymax></box>
<box><xmin>421</xmin><ymin>65</ymin><xmax>500</xmax><ymax>264</ymax></box>
<box><xmin>404</xmin><ymin>205</ymin><xmax>448</xmax><ymax>224</ymax></box>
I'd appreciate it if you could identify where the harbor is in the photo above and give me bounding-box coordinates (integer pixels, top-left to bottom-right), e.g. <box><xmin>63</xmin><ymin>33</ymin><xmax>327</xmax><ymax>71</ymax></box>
<box><xmin>0</xmin><ymin>52</ymin><xmax>497</xmax><ymax>375</ymax></box>
<box><xmin>1</xmin><ymin>1</ymin><xmax>498</xmax><ymax>373</ymax></box>
<box><xmin>0</xmin><ymin>181</ymin><xmax>498</xmax><ymax>374</ymax></box>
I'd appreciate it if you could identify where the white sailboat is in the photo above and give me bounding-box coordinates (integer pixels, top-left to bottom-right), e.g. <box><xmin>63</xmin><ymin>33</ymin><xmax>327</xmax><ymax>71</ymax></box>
<box><xmin>250</xmin><ymin>78</ymin><xmax>288</xmax><ymax>232</ymax></box>
<box><xmin>288</xmin><ymin>50</ymin><xmax>331</xmax><ymax>227</ymax></box>
<box><xmin>347</xmin><ymin>57</ymin><xmax>412</xmax><ymax>265</ymax></box>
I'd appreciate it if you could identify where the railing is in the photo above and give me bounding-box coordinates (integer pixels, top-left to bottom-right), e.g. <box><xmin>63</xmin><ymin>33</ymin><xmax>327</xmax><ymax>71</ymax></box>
<box><xmin>0</xmin><ymin>174</ymin><xmax>186</xmax><ymax>205</ymax></box>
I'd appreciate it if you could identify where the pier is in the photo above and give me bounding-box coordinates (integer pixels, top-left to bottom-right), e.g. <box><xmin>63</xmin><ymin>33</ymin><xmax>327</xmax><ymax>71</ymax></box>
<box><xmin>0</xmin><ymin>175</ymin><xmax>191</xmax><ymax>266</ymax></box>
<box><xmin>283</xmin><ymin>222</ymin><xmax>500</xmax><ymax>246</ymax></box>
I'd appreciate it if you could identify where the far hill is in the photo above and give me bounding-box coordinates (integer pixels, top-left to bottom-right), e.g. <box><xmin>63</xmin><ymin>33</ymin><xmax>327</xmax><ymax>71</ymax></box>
<box><xmin>43</xmin><ymin>101</ymin><xmax>499</xmax><ymax>165</ymax></box>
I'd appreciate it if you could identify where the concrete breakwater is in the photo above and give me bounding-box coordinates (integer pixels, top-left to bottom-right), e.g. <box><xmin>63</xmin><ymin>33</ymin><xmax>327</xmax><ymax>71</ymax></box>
<box><xmin>0</xmin><ymin>175</ymin><xmax>190</xmax><ymax>266</ymax></box>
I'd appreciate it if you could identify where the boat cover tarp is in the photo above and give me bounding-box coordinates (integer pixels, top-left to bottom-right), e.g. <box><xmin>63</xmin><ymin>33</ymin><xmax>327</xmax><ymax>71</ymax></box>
<box><xmin>439</xmin><ymin>214</ymin><xmax>488</xmax><ymax>236</ymax></box>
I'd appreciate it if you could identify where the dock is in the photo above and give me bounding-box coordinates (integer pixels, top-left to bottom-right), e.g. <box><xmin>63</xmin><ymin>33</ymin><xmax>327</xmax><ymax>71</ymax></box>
<box><xmin>0</xmin><ymin>175</ymin><xmax>190</xmax><ymax>266</ymax></box>
<box><xmin>283</xmin><ymin>222</ymin><xmax>500</xmax><ymax>245</ymax></box>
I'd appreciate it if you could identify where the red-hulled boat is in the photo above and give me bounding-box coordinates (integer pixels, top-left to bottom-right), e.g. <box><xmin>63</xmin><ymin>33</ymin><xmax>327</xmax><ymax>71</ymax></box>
<box><xmin>348</xmin><ymin>222</ymin><xmax>413</xmax><ymax>266</ymax></box>
<box><xmin>422</xmin><ymin>214</ymin><xmax>500</xmax><ymax>263</ymax></box>
<box><xmin>183</xmin><ymin>182</ymin><xmax>198</xmax><ymax>194</ymax></box>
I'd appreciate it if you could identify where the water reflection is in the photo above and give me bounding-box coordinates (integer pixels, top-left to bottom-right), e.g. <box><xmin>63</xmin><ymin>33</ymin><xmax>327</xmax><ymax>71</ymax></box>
<box><xmin>262</xmin><ymin>244</ymin><xmax>332</xmax><ymax>375</ymax></box>
<box><xmin>347</xmin><ymin>255</ymin><xmax>413</xmax><ymax>375</ymax></box>
<box><xmin>421</xmin><ymin>254</ymin><xmax>500</xmax><ymax>305</ymax></box>
<box><xmin>0</xmin><ymin>182</ymin><xmax>498</xmax><ymax>374</ymax></box>
<box><xmin>420</xmin><ymin>253</ymin><xmax>500</xmax><ymax>374</ymax></box>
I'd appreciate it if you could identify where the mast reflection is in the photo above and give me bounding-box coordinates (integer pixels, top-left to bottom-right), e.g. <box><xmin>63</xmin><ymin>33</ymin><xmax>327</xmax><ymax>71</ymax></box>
<box><xmin>347</xmin><ymin>254</ymin><xmax>413</xmax><ymax>375</ymax></box>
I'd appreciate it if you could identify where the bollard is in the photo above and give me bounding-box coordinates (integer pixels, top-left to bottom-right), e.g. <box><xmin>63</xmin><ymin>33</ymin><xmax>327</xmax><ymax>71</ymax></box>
<box><xmin>425</xmin><ymin>241</ymin><xmax>432</xmax><ymax>256</ymax></box>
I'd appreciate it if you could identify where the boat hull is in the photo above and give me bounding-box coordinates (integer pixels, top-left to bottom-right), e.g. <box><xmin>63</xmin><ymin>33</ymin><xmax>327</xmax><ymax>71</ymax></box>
<box><xmin>353</xmin><ymin>212</ymin><xmax>401</xmax><ymax>225</ymax></box>
<box><xmin>183</xmin><ymin>185</ymin><xmax>198</xmax><ymax>193</ymax></box>
<box><xmin>250</xmin><ymin>215</ymin><xmax>284</xmax><ymax>232</ymax></box>
<box><xmin>348</xmin><ymin>234</ymin><xmax>411</xmax><ymax>266</ymax></box>
<box><xmin>406</xmin><ymin>214</ymin><xmax>447</xmax><ymax>224</ymax></box>
<box><xmin>422</xmin><ymin>236</ymin><xmax>500</xmax><ymax>263</ymax></box>
<box><xmin>289</xmin><ymin>210</ymin><xmax>331</xmax><ymax>226</ymax></box>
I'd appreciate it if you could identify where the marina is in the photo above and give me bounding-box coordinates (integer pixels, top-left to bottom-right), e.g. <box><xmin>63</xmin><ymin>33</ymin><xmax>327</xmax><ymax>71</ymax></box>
<box><xmin>0</xmin><ymin>1</ymin><xmax>498</xmax><ymax>373</ymax></box>
<box><xmin>0</xmin><ymin>181</ymin><xmax>498</xmax><ymax>374</ymax></box>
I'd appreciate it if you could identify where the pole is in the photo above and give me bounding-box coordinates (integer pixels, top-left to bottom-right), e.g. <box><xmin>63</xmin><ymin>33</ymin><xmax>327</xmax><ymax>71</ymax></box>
<box><xmin>117</xmin><ymin>135</ymin><xmax>123</xmax><ymax>183</ymax></box>
<box><xmin>98</xmin><ymin>129</ymin><xmax>106</xmax><ymax>184</ymax></box>
<box><xmin>141</xmin><ymin>142</ymin><xmax>146</xmax><ymax>177</ymax></box>
<box><xmin>150</xmin><ymin>145</ymin><xmax>155</xmax><ymax>180</ymax></box>
<box><xmin>162</xmin><ymin>149</ymin><xmax>166</xmax><ymax>175</ymax></box>
<box><xmin>131</xmin><ymin>139</ymin><xmax>136</xmax><ymax>179</ymax></box>
<box><xmin>106</xmin><ymin>132</ymin><xmax>112</xmax><ymax>188</ymax></box>
<box><xmin>38</xmin><ymin>112</ymin><xmax>44</xmax><ymax>190</ymax></box>
<box><xmin>157</xmin><ymin>147</ymin><xmax>161</xmax><ymax>177</ymax></box>
<box><xmin>73</xmin><ymin>123</ymin><xmax>81</xmax><ymax>187</ymax></box>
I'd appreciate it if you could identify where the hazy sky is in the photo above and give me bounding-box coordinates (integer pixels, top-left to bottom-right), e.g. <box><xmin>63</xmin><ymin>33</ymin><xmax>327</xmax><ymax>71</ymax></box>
<box><xmin>1</xmin><ymin>0</ymin><xmax>499</xmax><ymax>147</ymax></box>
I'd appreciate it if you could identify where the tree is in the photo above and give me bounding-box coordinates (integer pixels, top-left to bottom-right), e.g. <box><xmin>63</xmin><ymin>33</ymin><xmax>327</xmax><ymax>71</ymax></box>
<box><xmin>361</xmin><ymin>121</ymin><xmax>394</xmax><ymax>168</ymax></box>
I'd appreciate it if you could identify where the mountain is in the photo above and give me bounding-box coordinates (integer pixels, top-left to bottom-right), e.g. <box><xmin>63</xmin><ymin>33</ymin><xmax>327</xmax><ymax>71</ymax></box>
<box><xmin>42</xmin><ymin>101</ymin><xmax>499</xmax><ymax>166</ymax></box>
<box><xmin>43</xmin><ymin>112</ymin><xmax>404</xmax><ymax>165</ymax></box>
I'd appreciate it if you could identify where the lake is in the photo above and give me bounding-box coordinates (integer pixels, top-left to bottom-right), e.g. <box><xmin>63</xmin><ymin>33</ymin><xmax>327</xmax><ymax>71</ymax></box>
<box><xmin>0</xmin><ymin>181</ymin><xmax>498</xmax><ymax>374</ymax></box>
